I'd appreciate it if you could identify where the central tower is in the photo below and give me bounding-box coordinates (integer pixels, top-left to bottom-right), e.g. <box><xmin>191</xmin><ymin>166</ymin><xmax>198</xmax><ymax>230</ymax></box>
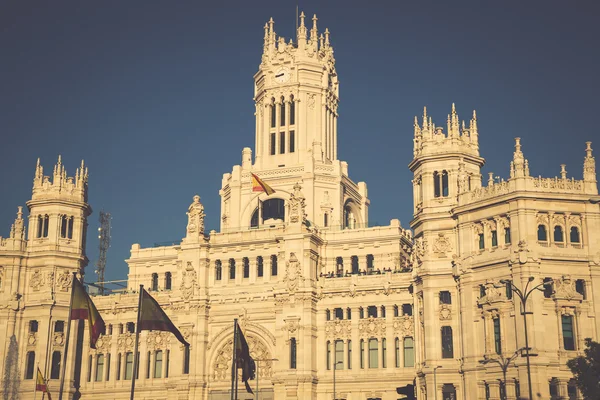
<box><xmin>254</xmin><ymin>12</ymin><xmax>339</xmax><ymax>168</ymax></box>
<box><xmin>219</xmin><ymin>13</ymin><xmax>369</xmax><ymax>232</ymax></box>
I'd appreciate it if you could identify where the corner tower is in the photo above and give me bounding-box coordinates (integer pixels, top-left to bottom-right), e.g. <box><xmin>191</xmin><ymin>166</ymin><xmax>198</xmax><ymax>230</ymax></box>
<box><xmin>219</xmin><ymin>13</ymin><xmax>369</xmax><ymax>232</ymax></box>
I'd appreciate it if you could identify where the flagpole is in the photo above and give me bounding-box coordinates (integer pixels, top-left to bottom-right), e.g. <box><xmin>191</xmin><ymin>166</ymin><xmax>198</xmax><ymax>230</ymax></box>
<box><xmin>58</xmin><ymin>272</ymin><xmax>76</xmax><ymax>400</ymax></box>
<box><xmin>230</xmin><ymin>319</ymin><xmax>238</xmax><ymax>400</ymax></box>
<box><xmin>130</xmin><ymin>285</ymin><xmax>144</xmax><ymax>400</ymax></box>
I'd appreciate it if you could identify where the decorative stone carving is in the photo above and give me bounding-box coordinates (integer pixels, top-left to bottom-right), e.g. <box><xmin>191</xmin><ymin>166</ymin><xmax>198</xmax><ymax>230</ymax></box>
<box><xmin>212</xmin><ymin>334</ymin><xmax>272</xmax><ymax>381</ymax></box>
<box><xmin>325</xmin><ymin>320</ymin><xmax>351</xmax><ymax>340</ymax></box>
<box><xmin>510</xmin><ymin>240</ymin><xmax>539</xmax><ymax>265</ymax></box>
<box><xmin>180</xmin><ymin>262</ymin><xmax>197</xmax><ymax>300</ymax></box>
<box><xmin>117</xmin><ymin>333</ymin><xmax>137</xmax><ymax>351</ymax></box>
<box><xmin>307</xmin><ymin>93</ymin><xmax>316</xmax><ymax>109</ymax></box>
<box><xmin>439</xmin><ymin>304</ymin><xmax>452</xmax><ymax>320</ymax></box>
<box><xmin>358</xmin><ymin>317</ymin><xmax>386</xmax><ymax>338</ymax></box>
<box><xmin>30</xmin><ymin>269</ymin><xmax>44</xmax><ymax>291</ymax></box>
<box><xmin>185</xmin><ymin>195</ymin><xmax>205</xmax><ymax>241</ymax></box>
<box><xmin>413</xmin><ymin>237</ymin><xmax>426</xmax><ymax>265</ymax></box>
<box><xmin>457</xmin><ymin>159</ymin><xmax>468</xmax><ymax>194</ymax></box>
<box><xmin>288</xmin><ymin>182</ymin><xmax>307</xmax><ymax>225</ymax></box>
<box><xmin>53</xmin><ymin>332</ymin><xmax>65</xmax><ymax>347</ymax></box>
<box><xmin>95</xmin><ymin>335</ymin><xmax>111</xmax><ymax>352</ymax></box>
<box><xmin>146</xmin><ymin>331</ymin><xmax>171</xmax><ymax>351</ymax></box>
<box><xmin>284</xmin><ymin>252</ymin><xmax>302</xmax><ymax>294</ymax></box>
<box><xmin>433</xmin><ymin>233</ymin><xmax>452</xmax><ymax>255</ymax></box>
<box><xmin>392</xmin><ymin>316</ymin><xmax>414</xmax><ymax>336</ymax></box>
<box><xmin>553</xmin><ymin>275</ymin><xmax>582</xmax><ymax>301</ymax></box>
<box><xmin>478</xmin><ymin>280</ymin><xmax>504</xmax><ymax>306</ymax></box>
<box><xmin>56</xmin><ymin>270</ymin><xmax>72</xmax><ymax>292</ymax></box>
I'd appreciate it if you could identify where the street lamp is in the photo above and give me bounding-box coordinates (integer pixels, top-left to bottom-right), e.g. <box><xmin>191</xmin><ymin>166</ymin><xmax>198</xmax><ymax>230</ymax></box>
<box><xmin>333</xmin><ymin>360</ymin><xmax>343</xmax><ymax>400</ymax></box>
<box><xmin>479</xmin><ymin>348</ymin><xmax>525</xmax><ymax>400</ymax></box>
<box><xmin>433</xmin><ymin>365</ymin><xmax>442</xmax><ymax>400</ymax></box>
<box><xmin>500</xmin><ymin>277</ymin><xmax>553</xmax><ymax>400</ymax></box>
<box><xmin>254</xmin><ymin>358</ymin><xmax>278</xmax><ymax>400</ymax></box>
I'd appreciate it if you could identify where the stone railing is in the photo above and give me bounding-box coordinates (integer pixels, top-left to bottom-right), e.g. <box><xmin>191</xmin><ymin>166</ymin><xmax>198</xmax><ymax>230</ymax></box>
<box><xmin>531</xmin><ymin>176</ymin><xmax>584</xmax><ymax>193</ymax></box>
<box><xmin>469</xmin><ymin>181</ymin><xmax>510</xmax><ymax>201</ymax></box>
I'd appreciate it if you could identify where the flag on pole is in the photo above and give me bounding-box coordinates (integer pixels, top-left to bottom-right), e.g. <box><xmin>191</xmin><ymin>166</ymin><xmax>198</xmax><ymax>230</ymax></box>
<box><xmin>36</xmin><ymin>368</ymin><xmax>52</xmax><ymax>400</ymax></box>
<box><xmin>251</xmin><ymin>173</ymin><xmax>275</xmax><ymax>195</ymax></box>
<box><xmin>235</xmin><ymin>321</ymin><xmax>256</xmax><ymax>394</ymax></box>
<box><xmin>138</xmin><ymin>288</ymin><xmax>189</xmax><ymax>346</ymax></box>
<box><xmin>70</xmin><ymin>277</ymin><xmax>106</xmax><ymax>349</ymax></box>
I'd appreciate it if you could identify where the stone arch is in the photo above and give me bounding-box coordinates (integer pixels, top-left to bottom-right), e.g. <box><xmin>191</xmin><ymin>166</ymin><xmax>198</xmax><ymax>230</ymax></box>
<box><xmin>209</xmin><ymin>327</ymin><xmax>275</xmax><ymax>382</ymax></box>
<box><xmin>343</xmin><ymin>198</ymin><xmax>362</xmax><ymax>228</ymax></box>
<box><xmin>242</xmin><ymin>190</ymin><xmax>291</xmax><ymax>228</ymax></box>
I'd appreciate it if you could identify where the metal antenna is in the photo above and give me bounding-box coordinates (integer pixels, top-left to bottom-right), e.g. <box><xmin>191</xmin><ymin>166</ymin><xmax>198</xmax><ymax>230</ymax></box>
<box><xmin>95</xmin><ymin>210</ymin><xmax>112</xmax><ymax>294</ymax></box>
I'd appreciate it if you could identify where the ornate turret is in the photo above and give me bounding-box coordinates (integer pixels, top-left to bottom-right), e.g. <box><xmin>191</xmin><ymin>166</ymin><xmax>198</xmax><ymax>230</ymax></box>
<box><xmin>509</xmin><ymin>138</ymin><xmax>530</xmax><ymax>178</ymax></box>
<box><xmin>583</xmin><ymin>141</ymin><xmax>597</xmax><ymax>194</ymax></box>
<box><xmin>32</xmin><ymin>156</ymin><xmax>88</xmax><ymax>202</ymax></box>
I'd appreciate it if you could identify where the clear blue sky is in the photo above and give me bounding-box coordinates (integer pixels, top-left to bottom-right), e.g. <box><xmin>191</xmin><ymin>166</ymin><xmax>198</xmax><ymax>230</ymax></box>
<box><xmin>1</xmin><ymin>1</ymin><xmax>598</xmax><ymax>282</ymax></box>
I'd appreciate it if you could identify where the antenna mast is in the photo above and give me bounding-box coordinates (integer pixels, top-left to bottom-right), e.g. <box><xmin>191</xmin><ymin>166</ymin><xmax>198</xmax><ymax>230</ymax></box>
<box><xmin>95</xmin><ymin>211</ymin><xmax>112</xmax><ymax>294</ymax></box>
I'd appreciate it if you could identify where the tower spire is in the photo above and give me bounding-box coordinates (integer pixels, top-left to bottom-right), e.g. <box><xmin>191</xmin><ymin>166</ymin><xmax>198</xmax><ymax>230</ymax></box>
<box><xmin>583</xmin><ymin>141</ymin><xmax>596</xmax><ymax>185</ymax></box>
<box><xmin>297</xmin><ymin>11</ymin><xmax>307</xmax><ymax>44</ymax></box>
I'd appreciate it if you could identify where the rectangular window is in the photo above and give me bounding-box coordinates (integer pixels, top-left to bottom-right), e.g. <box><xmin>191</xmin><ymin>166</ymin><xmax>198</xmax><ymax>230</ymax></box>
<box><xmin>290</xmin><ymin>338</ymin><xmax>297</xmax><ymax>369</ymax></box>
<box><xmin>505</xmin><ymin>280</ymin><xmax>513</xmax><ymax>299</ymax></box>
<box><xmin>335</xmin><ymin>340</ymin><xmax>344</xmax><ymax>370</ymax></box>
<box><xmin>51</xmin><ymin>351</ymin><xmax>61</xmax><ymax>379</ymax></box>
<box><xmin>154</xmin><ymin>350</ymin><xmax>163</xmax><ymax>378</ymax></box>
<box><xmin>183</xmin><ymin>346</ymin><xmax>190</xmax><ymax>374</ymax></box>
<box><xmin>394</xmin><ymin>305</ymin><xmax>399</xmax><ymax>317</ymax></box>
<box><xmin>439</xmin><ymin>291</ymin><xmax>452</xmax><ymax>305</ymax></box>
<box><xmin>229</xmin><ymin>259</ymin><xmax>236</xmax><ymax>280</ymax></box>
<box><xmin>125</xmin><ymin>352</ymin><xmax>134</xmax><ymax>380</ymax></box>
<box><xmin>243</xmin><ymin>258</ymin><xmax>250</xmax><ymax>279</ymax></box>
<box><xmin>493</xmin><ymin>318</ymin><xmax>502</xmax><ymax>354</ymax></box>
<box><xmin>382</xmin><ymin>338</ymin><xmax>387</xmax><ymax>368</ymax></box>
<box><xmin>395</xmin><ymin>338</ymin><xmax>400</xmax><ymax>367</ymax></box>
<box><xmin>290</xmin><ymin>102</ymin><xmax>295</xmax><ymax>125</ymax></box>
<box><xmin>165</xmin><ymin>350</ymin><xmax>170</xmax><ymax>378</ymax></box>
<box><xmin>29</xmin><ymin>320</ymin><xmax>38</xmax><ymax>333</ymax></box>
<box><xmin>334</xmin><ymin>308</ymin><xmax>344</xmax><ymax>320</ymax></box>
<box><xmin>360</xmin><ymin>340</ymin><xmax>364</xmax><ymax>369</ymax></box>
<box><xmin>402</xmin><ymin>304</ymin><xmax>413</xmax><ymax>316</ymax></box>
<box><xmin>55</xmin><ymin>321</ymin><xmax>65</xmax><ymax>333</ymax></box>
<box><xmin>404</xmin><ymin>337</ymin><xmax>415</xmax><ymax>367</ymax></box>
<box><xmin>146</xmin><ymin>351</ymin><xmax>151</xmax><ymax>379</ymax></box>
<box><xmin>367</xmin><ymin>306</ymin><xmax>378</xmax><ymax>318</ymax></box>
<box><xmin>562</xmin><ymin>315</ymin><xmax>575</xmax><ymax>350</ymax></box>
<box><xmin>280</xmin><ymin>103</ymin><xmax>285</xmax><ymax>126</ymax></box>
<box><xmin>117</xmin><ymin>354</ymin><xmax>122</xmax><ymax>380</ymax></box>
<box><xmin>271</xmin><ymin>105</ymin><xmax>276</xmax><ymax>128</ymax></box>
<box><xmin>106</xmin><ymin>353</ymin><xmax>111</xmax><ymax>381</ymax></box>
<box><xmin>347</xmin><ymin>340</ymin><xmax>352</xmax><ymax>370</ymax></box>
<box><xmin>441</xmin><ymin>326</ymin><xmax>454</xmax><ymax>359</ymax></box>
<box><xmin>478</xmin><ymin>233</ymin><xmax>485</xmax><ymax>250</ymax></box>
<box><xmin>326</xmin><ymin>341</ymin><xmax>331</xmax><ymax>370</ymax></box>
<box><xmin>270</xmin><ymin>132</ymin><xmax>276</xmax><ymax>155</ymax></box>
<box><xmin>95</xmin><ymin>354</ymin><xmax>104</xmax><ymax>382</ymax></box>
<box><xmin>289</xmin><ymin>130</ymin><xmax>295</xmax><ymax>153</ymax></box>
<box><xmin>87</xmin><ymin>355</ymin><xmax>93</xmax><ymax>382</ymax></box>
<box><xmin>279</xmin><ymin>132</ymin><xmax>285</xmax><ymax>154</ymax></box>
<box><xmin>504</xmin><ymin>227</ymin><xmax>511</xmax><ymax>244</ymax></box>
<box><xmin>257</xmin><ymin>257</ymin><xmax>263</xmax><ymax>277</ymax></box>
<box><xmin>368</xmin><ymin>339</ymin><xmax>378</xmax><ymax>368</ymax></box>
<box><xmin>271</xmin><ymin>255</ymin><xmax>278</xmax><ymax>276</ymax></box>
<box><xmin>576</xmin><ymin>279</ymin><xmax>586</xmax><ymax>300</ymax></box>
<box><xmin>491</xmin><ymin>230</ymin><xmax>498</xmax><ymax>247</ymax></box>
<box><xmin>359</xmin><ymin>307</ymin><xmax>364</xmax><ymax>319</ymax></box>
<box><xmin>346</xmin><ymin>308</ymin><xmax>352</xmax><ymax>320</ymax></box>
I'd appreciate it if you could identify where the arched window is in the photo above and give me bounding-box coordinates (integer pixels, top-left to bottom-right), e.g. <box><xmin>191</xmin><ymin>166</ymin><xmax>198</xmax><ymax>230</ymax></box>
<box><xmin>537</xmin><ymin>225</ymin><xmax>547</xmax><ymax>241</ymax></box>
<box><xmin>335</xmin><ymin>257</ymin><xmax>343</xmax><ymax>276</ymax></box>
<box><xmin>43</xmin><ymin>215</ymin><xmax>49</xmax><ymax>238</ymax></box>
<box><xmin>441</xmin><ymin>326</ymin><xmax>454</xmax><ymax>358</ymax></box>
<box><xmin>433</xmin><ymin>171</ymin><xmax>440</xmax><ymax>198</ymax></box>
<box><xmin>229</xmin><ymin>259</ymin><xmax>236</xmax><ymax>280</ymax></box>
<box><xmin>344</xmin><ymin>203</ymin><xmax>356</xmax><ymax>229</ymax></box>
<box><xmin>280</xmin><ymin>96</ymin><xmax>286</xmax><ymax>126</ymax></box>
<box><xmin>262</xmin><ymin>198</ymin><xmax>285</xmax><ymax>222</ymax></box>
<box><xmin>250</xmin><ymin>208</ymin><xmax>259</xmax><ymax>228</ymax></box>
<box><xmin>289</xmin><ymin>95</ymin><xmax>295</xmax><ymax>125</ymax></box>
<box><xmin>403</xmin><ymin>337</ymin><xmax>415</xmax><ymax>367</ymax></box>
<box><xmin>290</xmin><ymin>338</ymin><xmax>297</xmax><ymax>369</ymax></box>
<box><xmin>67</xmin><ymin>217</ymin><xmax>74</xmax><ymax>239</ymax></box>
<box><xmin>151</xmin><ymin>273</ymin><xmax>158</xmax><ymax>291</ymax></box>
<box><xmin>51</xmin><ymin>351</ymin><xmax>61</xmax><ymax>379</ymax></box>
<box><xmin>351</xmin><ymin>256</ymin><xmax>359</xmax><ymax>274</ymax></box>
<box><xmin>37</xmin><ymin>215</ymin><xmax>43</xmax><ymax>238</ymax></box>
<box><xmin>366</xmin><ymin>254</ymin><xmax>374</xmax><ymax>273</ymax></box>
<box><xmin>335</xmin><ymin>340</ymin><xmax>344</xmax><ymax>370</ymax></box>
<box><xmin>271</xmin><ymin>255</ymin><xmax>278</xmax><ymax>276</ymax></box>
<box><xmin>323</xmin><ymin>213</ymin><xmax>328</xmax><ymax>227</ymax></box>
<box><xmin>442</xmin><ymin>384</ymin><xmax>457</xmax><ymax>399</ymax></box>
<box><xmin>346</xmin><ymin>308</ymin><xmax>352</xmax><ymax>320</ymax></box>
<box><xmin>257</xmin><ymin>256</ymin><xmax>263</xmax><ymax>277</ymax></box>
<box><xmin>554</xmin><ymin>226</ymin><xmax>564</xmax><ymax>242</ymax></box>
<box><xmin>368</xmin><ymin>339</ymin><xmax>378</xmax><ymax>368</ymax></box>
<box><xmin>61</xmin><ymin>215</ymin><xmax>68</xmax><ymax>238</ymax></box>
<box><xmin>570</xmin><ymin>227</ymin><xmax>580</xmax><ymax>243</ymax></box>
<box><xmin>154</xmin><ymin>350</ymin><xmax>163</xmax><ymax>378</ymax></box>
<box><xmin>165</xmin><ymin>272</ymin><xmax>172</xmax><ymax>290</ymax></box>
<box><xmin>270</xmin><ymin>99</ymin><xmax>276</xmax><ymax>128</ymax></box>
<box><xmin>96</xmin><ymin>354</ymin><xmax>104</xmax><ymax>381</ymax></box>
<box><xmin>215</xmin><ymin>260</ymin><xmax>222</xmax><ymax>281</ymax></box>
<box><xmin>25</xmin><ymin>351</ymin><xmax>35</xmax><ymax>379</ymax></box>
<box><xmin>243</xmin><ymin>257</ymin><xmax>250</xmax><ymax>278</ymax></box>
<box><xmin>442</xmin><ymin>170</ymin><xmax>449</xmax><ymax>197</ymax></box>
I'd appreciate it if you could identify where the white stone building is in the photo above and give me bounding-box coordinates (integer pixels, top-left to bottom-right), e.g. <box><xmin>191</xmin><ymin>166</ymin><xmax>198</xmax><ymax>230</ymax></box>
<box><xmin>1</xmin><ymin>12</ymin><xmax>599</xmax><ymax>400</ymax></box>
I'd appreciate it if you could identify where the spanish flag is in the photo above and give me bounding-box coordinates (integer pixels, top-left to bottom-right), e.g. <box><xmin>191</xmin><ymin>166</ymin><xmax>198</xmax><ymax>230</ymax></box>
<box><xmin>36</xmin><ymin>368</ymin><xmax>52</xmax><ymax>399</ymax></box>
<box><xmin>251</xmin><ymin>173</ymin><xmax>275</xmax><ymax>195</ymax></box>
<box><xmin>70</xmin><ymin>277</ymin><xmax>106</xmax><ymax>349</ymax></box>
<box><xmin>235</xmin><ymin>321</ymin><xmax>256</xmax><ymax>394</ymax></box>
<box><xmin>138</xmin><ymin>288</ymin><xmax>189</xmax><ymax>346</ymax></box>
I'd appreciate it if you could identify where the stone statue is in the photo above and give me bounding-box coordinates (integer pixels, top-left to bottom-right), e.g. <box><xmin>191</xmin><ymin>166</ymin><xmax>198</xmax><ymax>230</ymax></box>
<box><xmin>186</xmin><ymin>195</ymin><xmax>205</xmax><ymax>237</ymax></box>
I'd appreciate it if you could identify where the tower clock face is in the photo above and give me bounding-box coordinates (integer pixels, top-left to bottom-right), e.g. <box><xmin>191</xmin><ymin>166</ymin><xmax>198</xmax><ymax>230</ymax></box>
<box><xmin>274</xmin><ymin>68</ymin><xmax>290</xmax><ymax>84</ymax></box>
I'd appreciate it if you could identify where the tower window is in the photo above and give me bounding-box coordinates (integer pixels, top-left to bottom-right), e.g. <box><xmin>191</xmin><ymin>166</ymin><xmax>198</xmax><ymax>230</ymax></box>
<box><xmin>154</xmin><ymin>350</ymin><xmax>163</xmax><ymax>378</ymax></box>
<box><xmin>402</xmin><ymin>304</ymin><xmax>413</xmax><ymax>316</ymax></box>
<box><xmin>279</xmin><ymin>132</ymin><xmax>285</xmax><ymax>154</ymax></box>
<box><xmin>229</xmin><ymin>259</ymin><xmax>236</xmax><ymax>280</ymax></box>
<box><xmin>441</xmin><ymin>326</ymin><xmax>454</xmax><ymax>358</ymax></box>
<box><xmin>55</xmin><ymin>321</ymin><xmax>65</xmax><ymax>333</ymax></box>
<box><xmin>262</xmin><ymin>198</ymin><xmax>285</xmax><ymax>221</ymax></box>
<box><xmin>43</xmin><ymin>215</ymin><xmax>49</xmax><ymax>238</ymax></box>
<box><xmin>404</xmin><ymin>337</ymin><xmax>415</xmax><ymax>367</ymax></box>
<box><xmin>562</xmin><ymin>315</ymin><xmax>575</xmax><ymax>350</ymax></box>
<box><xmin>351</xmin><ymin>256</ymin><xmax>359</xmax><ymax>274</ymax></box>
<box><xmin>165</xmin><ymin>272</ymin><xmax>172</xmax><ymax>290</ymax></box>
<box><xmin>270</xmin><ymin>132</ymin><xmax>276</xmax><ymax>155</ymax></box>
<box><xmin>67</xmin><ymin>217</ymin><xmax>74</xmax><ymax>239</ymax></box>
<box><xmin>442</xmin><ymin>170</ymin><xmax>449</xmax><ymax>196</ymax></box>
<box><xmin>570</xmin><ymin>227</ymin><xmax>580</xmax><ymax>243</ymax></box>
<box><xmin>96</xmin><ymin>354</ymin><xmax>104</xmax><ymax>381</ymax></box>
<box><xmin>289</xmin><ymin>130</ymin><xmax>295</xmax><ymax>153</ymax></box>
<box><xmin>271</xmin><ymin>255</ymin><xmax>278</xmax><ymax>276</ymax></box>
<box><xmin>215</xmin><ymin>260</ymin><xmax>222</xmax><ymax>281</ymax></box>
<box><xmin>366</xmin><ymin>254</ymin><xmax>374</xmax><ymax>273</ymax></box>
<box><xmin>554</xmin><ymin>226</ymin><xmax>564</xmax><ymax>243</ymax></box>
<box><xmin>51</xmin><ymin>351</ymin><xmax>61</xmax><ymax>379</ymax></box>
<box><xmin>270</xmin><ymin>103</ymin><xmax>276</xmax><ymax>128</ymax></box>
<box><xmin>37</xmin><ymin>215</ymin><xmax>43</xmax><ymax>238</ymax></box>
<box><xmin>434</xmin><ymin>172</ymin><xmax>440</xmax><ymax>198</ymax></box>
<box><xmin>323</xmin><ymin>212</ymin><xmax>328</xmax><ymax>227</ymax></box>
<box><xmin>434</xmin><ymin>171</ymin><xmax>449</xmax><ymax>198</ymax></box>
<box><xmin>280</xmin><ymin>100</ymin><xmax>285</xmax><ymax>126</ymax></box>
<box><xmin>243</xmin><ymin>257</ymin><xmax>250</xmax><ymax>279</ymax></box>
<box><xmin>61</xmin><ymin>215</ymin><xmax>68</xmax><ymax>238</ymax></box>
<box><xmin>257</xmin><ymin>256</ymin><xmax>263</xmax><ymax>277</ymax></box>
<box><xmin>25</xmin><ymin>351</ymin><xmax>35</xmax><ymax>379</ymax></box>
<box><xmin>538</xmin><ymin>225</ymin><xmax>547</xmax><ymax>241</ymax></box>
<box><xmin>289</xmin><ymin>97</ymin><xmax>295</xmax><ymax>125</ymax></box>
<box><xmin>439</xmin><ymin>291</ymin><xmax>452</xmax><ymax>305</ymax></box>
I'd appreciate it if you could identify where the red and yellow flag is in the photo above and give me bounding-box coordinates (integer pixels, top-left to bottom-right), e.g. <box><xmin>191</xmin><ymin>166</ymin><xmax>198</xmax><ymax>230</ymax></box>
<box><xmin>70</xmin><ymin>277</ymin><xmax>105</xmax><ymax>349</ymax></box>
<box><xmin>251</xmin><ymin>173</ymin><xmax>275</xmax><ymax>195</ymax></box>
<box><xmin>36</xmin><ymin>368</ymin><xmax>52</xmax><ymax>399</ymax></box>
<box><xmin>138</xmin><ymin>288</ymin><xmax>189</xmax><ymax>346</ymax></box>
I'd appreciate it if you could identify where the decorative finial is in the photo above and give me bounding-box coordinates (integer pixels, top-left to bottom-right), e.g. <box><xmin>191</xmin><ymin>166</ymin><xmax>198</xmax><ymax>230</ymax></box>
<box><xmin>312</xmin><ymin>14</ymin><xmax>318</xmax><ymax>29</ymax></box>
<box><xmin>451</xmin><ymin>103</ymin><xmax>456</xmax><ymax>115</ymax></box>
<box><xmin>560</xmin><ymin>164</ymin><xmax>567</xmax><ymax>179</ymax></box>
<box><xmin>324</xmin><ymin>28</ymin><xmax>330</xmax><ymax>46</ymax></box>
<box><xmin>300</xmin><ymin>11</ymin><xmax>305</xmax><ymax>26</ymax></box>
<box><xmin>57</xmin><ymin>155</ymin><xmax>62</xmax><ymax>165</ymax></box>
<box><xmin>17</xmin><ymin>206</ymin><xmax>23</xmax><ymax>219</ymax></box>
<box><xmin>586</xmin><ymin>141</ymin><xmax>593</xmax><ymax>158</ymax></box>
